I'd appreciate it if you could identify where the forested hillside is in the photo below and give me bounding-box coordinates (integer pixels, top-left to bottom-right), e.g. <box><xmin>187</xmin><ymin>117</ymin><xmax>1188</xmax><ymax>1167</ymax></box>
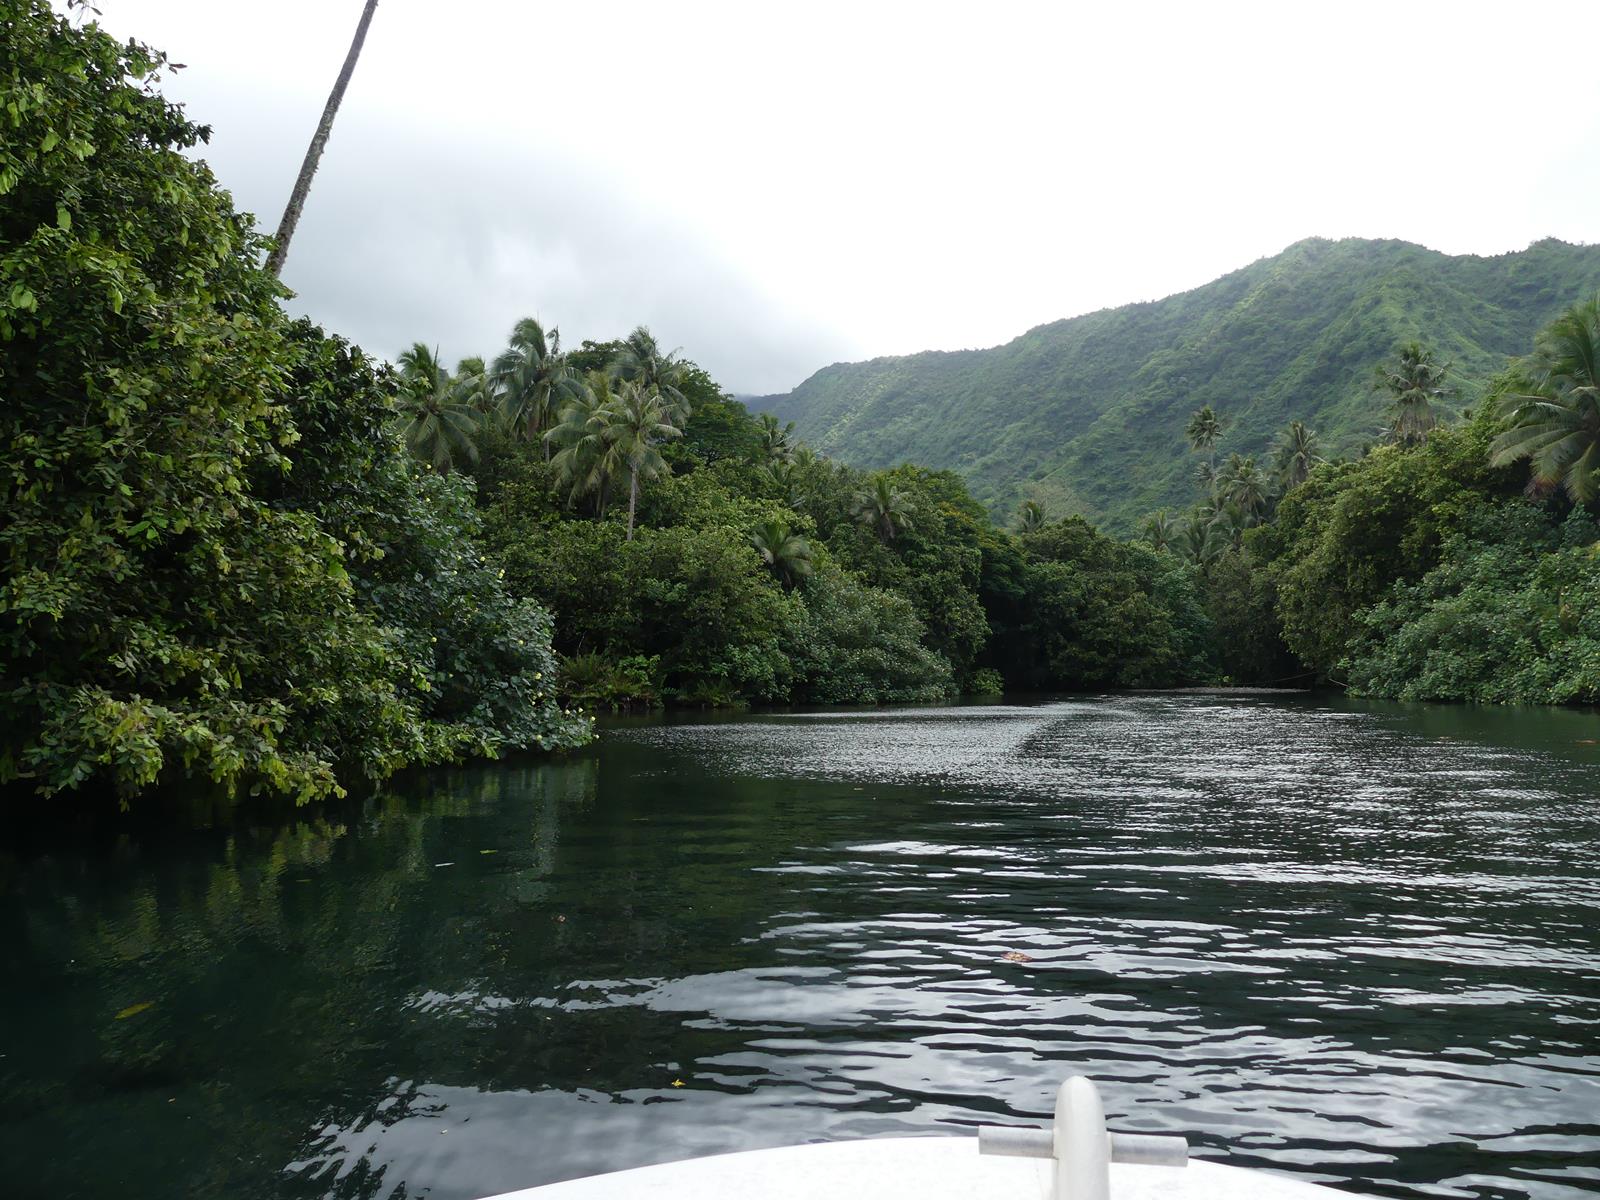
<box><xmin>759</xmin><ymin>237</ymin><xmax>1600</xmax><ymax>530</ymax></box>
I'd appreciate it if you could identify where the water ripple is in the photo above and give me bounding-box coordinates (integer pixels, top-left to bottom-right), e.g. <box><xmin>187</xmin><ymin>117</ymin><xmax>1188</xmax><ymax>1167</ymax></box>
<box><xmin>3</xmin><ymin>695</ymin><xmax>1598</xmax><ymax>1200</ymax></box>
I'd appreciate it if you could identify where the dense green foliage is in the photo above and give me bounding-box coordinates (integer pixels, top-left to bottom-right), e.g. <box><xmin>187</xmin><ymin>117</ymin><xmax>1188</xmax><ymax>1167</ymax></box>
<box><xmin>1346</xmin><ymin>506</ymin><xmax>1600</xmax><ymax>704</ymax></box>
<box><xmin>438</xmin><ymin>303</ymin><xmax>1228</xmax><ymax>709</ymax></box>
<box><xmin>789</xmin><ymin>567</ymin><xmax>954</xmax><ymax>704</ymax></box>
<box><xmin>760</xmin><ymin>238</ymin><xmax>1600</xmax><ymax>530</ymax></box>
<box><xmin>266</xmin><ymin>324</ymin><xmax>588</xmax><ymax>756</ymax></box>
<box><xmin>472</xmin><ymin>373</ymin><xmax>1216</xmax><ymax>707</ymax></box>
<box><xmin>987</xmin><ymin>519</ymin><xmax>1211</xmax><ymax>689</ymax></box>
<box><xmin>1147</xmin><ymin>299</ymin><xmax>1600</xmax><ymax>704</ymax></box>
<box><xmin>0</xmin><ymin>3</ymin><xmax>586</xmax><ymax>805</ymax></box>
<box><xmin>1264</xmin><ymin>413</ymin><xmax>1520</xmax><ymax>676</ymax></box>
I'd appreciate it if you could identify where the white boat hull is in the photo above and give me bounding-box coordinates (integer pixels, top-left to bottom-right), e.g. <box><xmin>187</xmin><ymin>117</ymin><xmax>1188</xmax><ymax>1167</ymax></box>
<box><xmin>479</xmin><ymin>1135</ymin><xmax>1352</xmax><ymax>1200</ymax></box>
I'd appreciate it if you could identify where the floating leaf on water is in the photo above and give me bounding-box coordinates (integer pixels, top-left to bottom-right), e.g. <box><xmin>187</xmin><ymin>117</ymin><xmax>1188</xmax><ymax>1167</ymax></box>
<box><xmin>115</xmin><ymin>1001</ymin><xmax>155</xmax><ymax>1020</ymax></box>
<box><xmin>670</xmin><ymin>1079</ymin><xmax>686</xmax><ymax>1088</ymax></box>
<box><xmin>479</xmin><ymin>850</ymin><xmax>497</xmax><ymax>855</ymax></box>
<box><xmin>434</xmin><ymin>862</ymin><xmax>455</xmax><ymax>868</ymax></box>
<box><xmin>1002</xmin><ymin>951</ymin><xmax>1033</xmax><ymax>963</ymax></box>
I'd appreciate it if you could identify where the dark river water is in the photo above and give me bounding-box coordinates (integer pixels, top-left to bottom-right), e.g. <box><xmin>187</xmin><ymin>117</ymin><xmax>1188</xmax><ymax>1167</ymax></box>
<box><xmin>3</xmin><ymin>695</ymin><xmax>1599</xmax><ymax>1200</ymax></box>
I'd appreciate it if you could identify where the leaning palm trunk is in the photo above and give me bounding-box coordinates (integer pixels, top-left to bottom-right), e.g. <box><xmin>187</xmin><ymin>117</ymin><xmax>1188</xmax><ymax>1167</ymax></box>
<box><xmin>265</xmin><ymin>0</ymin><xmax>380</xmax><ymax>276</ymax></box>
<box><xmin>627</xmin><ymin>468</ymin><xmax>640</xmax><ymax>541</ymax></box>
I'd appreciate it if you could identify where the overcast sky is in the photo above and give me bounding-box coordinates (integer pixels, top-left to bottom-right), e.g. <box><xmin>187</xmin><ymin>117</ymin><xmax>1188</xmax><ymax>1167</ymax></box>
<box><xmin>91</xmin><ymin>0</ymin><xmax>1600</xmax><ymax>395</ymax></box>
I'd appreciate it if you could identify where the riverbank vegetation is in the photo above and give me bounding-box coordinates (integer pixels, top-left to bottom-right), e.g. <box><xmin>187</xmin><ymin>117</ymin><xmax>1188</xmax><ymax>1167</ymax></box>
<box><xmin>1</xmin><ymin>6</ymin><xmax>587</xmax><ymax>805</ymax></box>
<box><xmin>1148</xmin><ymin>309</ymin><xmax>1600</xmax><ymax>704</ymax></box>
<box><xmin>457</xmin><ymin>325</ymin><xmax>1214</xmax><ymax>711</ymax></box>
<box><xmin>3</xmin><ymin>2</ymin><xmax>1595</xmax><ymax>809</ymax></box>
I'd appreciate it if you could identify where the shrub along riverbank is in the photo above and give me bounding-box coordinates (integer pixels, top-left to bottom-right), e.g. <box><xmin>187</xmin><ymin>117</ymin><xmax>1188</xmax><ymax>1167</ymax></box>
<box><xmin>2</xmin><ymin>2</ymin><xmax>1595</xmax><ymax>809</ymax></box>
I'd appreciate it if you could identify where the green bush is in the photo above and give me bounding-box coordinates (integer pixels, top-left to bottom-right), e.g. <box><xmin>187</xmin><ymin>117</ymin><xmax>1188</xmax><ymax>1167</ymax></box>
<box><xmin>993</xmin><ymin>517</ymin><xmax>1215</xmax><ymax>689</ymax></box>
<box><xmin>626</xmin><ymin>526</ymin><xmax>799</xmax><ymax>702</ymax></box>
<box><xmin>483</xmin><ymin>510</ymin><xmax>798</xmax><ymax>706</ymax></box>
<box><xmin>1347</xmin><ymin>505</ymin><xmax>1600</xmax><ymax>703</ymax></box>
<box><xmin>789</xmin><ymin>568</ymin><xmax>954</xmax><ymax>704</ymax></box>
<box><xmin>269</xmin><ymin>322</ymin><xmax>589</xmax><ymax>757</ymax></box>
<box><xmin>967</xmin><ymin>668</ymin><xmax>1005</xmax><ymax>696</ymax></box>
<box><xmin>1265</xmin><ymin>414</ymin><xmax>1522</xmax><ymax>675</ymax></box>
<box><xmin>559</xmin><ymin>654</ymin><xmax>661</xmax><ymax>711</ymax></box>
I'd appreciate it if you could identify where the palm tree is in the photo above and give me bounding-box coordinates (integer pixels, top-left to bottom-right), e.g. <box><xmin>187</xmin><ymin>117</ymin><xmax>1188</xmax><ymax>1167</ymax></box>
<box><xmin>1219</xmin><ymin>454</ymin><xmax>1270</xmax><ymax>522</ymax></box>
<box><xmin>762</xmin><ymin>460</ymin><xmax>803</xmax><ymax>507</ymax></box>
<box><xmin>613</xmin><ymin>326</ymin><xmax>690</xmax><ymax>423</ymax></box>
<box><xmin>852</xmin><ymin>476</ymin><xmax>916</xmax><ymax>543</ymax></box>
<box><xmin>453</xmin><ymin>355</ymin><xmax>493</xmax><ymax>420</ymax></box>
<box><xmin>758</xmin><ymin>413</ymin><xmax>796</xmax><ymax>463</ymax></box>
<box><xmin>1193</xmin><ymin>458</ymin><xmax>1219</xmax><ymax>497</ymax></box>
<box><xmin>1380</xmin><ymin>341</ymin><xmax>1452</xmax><ymax>446</ymax></box>
<box><xmin>1209</xmin><ymin>502</ymin><xmax>1251</xmax><ymax>551</ymax></box>
<box><xmin>605</xmin><ymin>381</ymin><xmax>682</xmax><ymax>540</ymax></box>
<box><xmin>1016</xmin><ymin>499</ymin><xmax>1047</xmax><ymax>533</ymax></box>
<box><xmin>491</xmin><ymin>317</ymin><xmax>575</xmax><ymax>453</ymax></box>
<box><xmin>1186</xmin><ymin>405</ymin><xmax>1223</xmax><ymax>456</ymax></box>
<box><xmin>1178</xmin><ymin>517</ymin><xmax>1223</xmax><ymax>568</ymax></box>
<box><xmin>1275</xmin><ymin>420</ymin><xmax>1323</xmax><ymax>491</ymax></box>
<box><xmin>266</xmin><ymin>0</ymin><xmax>380</xmax><ymax>276</ymax></box>
<box><xmin>749</xmin><ymin>518</ymin><xmax>813</xmax><ymax>588</ymax></box>
<box><xmin>1141</xmin><ymin>509</ymin><xmax>1181</xmax><ymax>551</ymax></box>
<box><xmin>394</xmin><ymin>343</ymin><xmax>480</xmax><ymax>473</ymax></box>
<box><xmin>1491</xmin><ymin>296</ymin><xmax>1600</xmax><ymax>504</ymax></box>
<box><xmin>548</xmin><ymin>374</ymin><xmax>615</xmax><ymax>514</ymax></box>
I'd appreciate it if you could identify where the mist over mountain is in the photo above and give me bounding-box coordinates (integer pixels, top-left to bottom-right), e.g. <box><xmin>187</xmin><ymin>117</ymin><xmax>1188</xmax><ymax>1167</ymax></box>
<box><xmin>755</xmin><ymin>237</ymin><xmax>1600</xmax><ymax>531</ymax></box>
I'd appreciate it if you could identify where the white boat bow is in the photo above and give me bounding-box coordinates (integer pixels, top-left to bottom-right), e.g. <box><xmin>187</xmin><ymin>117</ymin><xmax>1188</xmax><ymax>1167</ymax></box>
<box><xmin>478</xmin><ymin>1077</ymin><xmax>1353</xmax><ymax>1200</ymax></box>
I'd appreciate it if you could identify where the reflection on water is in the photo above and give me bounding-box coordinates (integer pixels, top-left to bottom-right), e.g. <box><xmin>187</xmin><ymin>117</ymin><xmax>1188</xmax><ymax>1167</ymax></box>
<box><xmin>2</xmin><ymin>696</ymin><xmax>1598</xmax><ymax>1200</ymax></box>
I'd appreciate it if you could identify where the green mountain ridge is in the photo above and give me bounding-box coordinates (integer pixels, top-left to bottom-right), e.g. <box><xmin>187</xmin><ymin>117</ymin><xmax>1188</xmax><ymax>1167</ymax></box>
<box><xmin>756</xmin><ymin>237</ymin><xmax>1600</xmax><ymax>531</ymax></box>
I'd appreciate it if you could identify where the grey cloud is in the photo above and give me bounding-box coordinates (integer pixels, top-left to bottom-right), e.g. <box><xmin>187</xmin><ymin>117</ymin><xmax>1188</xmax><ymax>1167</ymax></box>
<box><xmin>192</xmin><ymin>108</ymin><xmax>853</xmax><ymax>395</ymax></box>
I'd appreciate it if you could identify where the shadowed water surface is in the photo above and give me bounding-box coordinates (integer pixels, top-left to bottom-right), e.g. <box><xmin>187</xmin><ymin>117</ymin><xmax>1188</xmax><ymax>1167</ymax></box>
<box><xmin>2</xmin><ymin>695</ymin><xmax>1598</xmax><ymax>1199</ymax></box>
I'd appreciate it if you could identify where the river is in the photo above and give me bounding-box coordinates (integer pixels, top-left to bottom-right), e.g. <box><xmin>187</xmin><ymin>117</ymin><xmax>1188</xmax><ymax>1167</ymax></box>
<box><xmin>2</xmin><ymin>695</ymin><xmax>1598</xmax><ymax>1199</ymax></box>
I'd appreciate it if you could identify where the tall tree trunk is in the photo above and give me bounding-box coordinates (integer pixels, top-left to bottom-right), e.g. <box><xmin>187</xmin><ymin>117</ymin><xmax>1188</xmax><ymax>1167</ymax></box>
<box><xmin>626</xmin><ymin>469</ymin><xmax>639</xmax><ymax>541</ymax></box>
<box><xmin>265</xmin><ymin>0</ymin><xmax>380</xmax><ymax>277</ymax></box>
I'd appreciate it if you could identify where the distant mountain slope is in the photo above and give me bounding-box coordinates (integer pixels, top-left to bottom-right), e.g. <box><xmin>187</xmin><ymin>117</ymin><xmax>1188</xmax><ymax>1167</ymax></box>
<box><xmin>756</xmin><ymin>238</ymin><xmax>1600</xmax><ymax>531</ymax></box>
